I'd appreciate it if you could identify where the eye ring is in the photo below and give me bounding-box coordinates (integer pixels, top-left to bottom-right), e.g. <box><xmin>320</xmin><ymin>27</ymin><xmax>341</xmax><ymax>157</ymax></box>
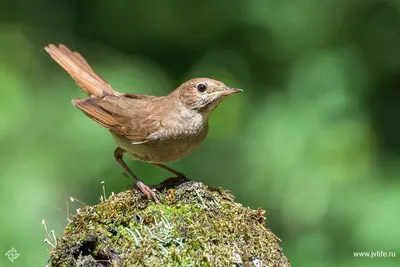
<box><xmin>197</xmin><ymin>83</ymin><xmax>207</xmax><ymax>92</ymax></box>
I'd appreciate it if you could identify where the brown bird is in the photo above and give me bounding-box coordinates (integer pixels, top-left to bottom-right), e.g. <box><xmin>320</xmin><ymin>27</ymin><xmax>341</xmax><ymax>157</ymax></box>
<box><xmin>45</xmin><ymin>44</ymin><xmax>242</xmax><ymax>203</ymax></box>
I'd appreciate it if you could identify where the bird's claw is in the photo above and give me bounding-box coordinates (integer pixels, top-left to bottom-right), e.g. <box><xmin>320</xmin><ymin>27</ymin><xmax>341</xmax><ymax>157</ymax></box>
<box><xmin>136</xmin><ymin>181</ymin><xmax>160</xmax><ymax>204</ymax></box>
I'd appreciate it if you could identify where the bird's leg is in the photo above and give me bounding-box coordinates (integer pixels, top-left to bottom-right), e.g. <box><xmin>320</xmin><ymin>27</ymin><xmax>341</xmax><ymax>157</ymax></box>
<box><xmin>114</xmin><ymin>147</ymin><xmax>160</xmax><ymax>204</ymax></box>
<box><xmin>152</xmin><ymin>163</ymin><xmax>187</xmax><ymax>178</ymax></box>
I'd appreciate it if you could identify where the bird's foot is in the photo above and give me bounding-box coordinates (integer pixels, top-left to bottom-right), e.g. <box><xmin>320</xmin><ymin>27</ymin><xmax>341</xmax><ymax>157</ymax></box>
<box><xmin>135</xmin><ymin>181</ymin><xmax>160</xmax><ymax>204</ymax></box>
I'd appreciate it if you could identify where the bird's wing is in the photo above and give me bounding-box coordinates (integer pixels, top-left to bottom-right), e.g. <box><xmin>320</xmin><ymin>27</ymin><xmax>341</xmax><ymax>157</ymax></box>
<box><xmin>72</xmin><ymin>95</ymin><xmax>165</xmax><ymax>142</ymax></box>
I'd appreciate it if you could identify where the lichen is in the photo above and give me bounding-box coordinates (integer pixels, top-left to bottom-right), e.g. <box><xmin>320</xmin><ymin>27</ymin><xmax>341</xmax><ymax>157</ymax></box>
<box><xmin>48</xmin><ymin>179</ymin><xmax>290</xmax><ymax>267</ymax></box>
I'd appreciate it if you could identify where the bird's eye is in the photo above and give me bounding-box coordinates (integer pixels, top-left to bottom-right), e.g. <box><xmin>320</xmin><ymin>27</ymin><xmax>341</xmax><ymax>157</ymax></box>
<box><xmin>197</xmin><ymin>84</ymin><xmax>207</xmax><ymax>92</ymax></box>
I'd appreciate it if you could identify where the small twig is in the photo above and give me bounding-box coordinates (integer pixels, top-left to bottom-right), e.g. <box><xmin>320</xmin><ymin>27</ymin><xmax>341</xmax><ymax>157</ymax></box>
<box><xmin>70</xmin><ymin>196</ymin><xmax>87</xmax><ymax>206</ymax></box>
<box><xmin>125</xmin><ymin>227</ymin><xmax>141</xmax><ymax>246</ymax></box>
<box><xmin>101</xmin><ymin>181</ymin><xmax>107</xmax><ymax>201</ymax></box>
<box><xmin>195</xmin><ymin>189</ymin><xmax>207</xmax><ymax>208</ymax></box>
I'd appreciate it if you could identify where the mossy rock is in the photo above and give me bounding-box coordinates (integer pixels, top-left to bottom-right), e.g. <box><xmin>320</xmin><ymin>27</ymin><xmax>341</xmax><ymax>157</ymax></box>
<box><xmin>49</xmin><ymin>178</ymin><xmax>290</xmax><ymax>266</ymax></box>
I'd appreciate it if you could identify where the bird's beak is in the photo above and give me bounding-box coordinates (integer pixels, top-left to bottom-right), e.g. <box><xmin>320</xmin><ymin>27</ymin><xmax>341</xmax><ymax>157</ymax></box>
<box><xmin>220</xmin><ymin>87</ymin><xmax>243</xmax><ymax>96</ymax></box>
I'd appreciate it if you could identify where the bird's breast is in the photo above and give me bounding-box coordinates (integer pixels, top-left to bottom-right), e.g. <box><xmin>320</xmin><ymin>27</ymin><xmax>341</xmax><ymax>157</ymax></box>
<box><xmin>112</xmin><ymin>117</ymin><xmax>209</xmax><ymax>163</ymax></box>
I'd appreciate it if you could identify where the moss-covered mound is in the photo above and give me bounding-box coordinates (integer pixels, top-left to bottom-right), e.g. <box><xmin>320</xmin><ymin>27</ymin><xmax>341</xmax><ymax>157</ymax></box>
<box><xmin>49</xmin><ymin>179</ymin><xmax>290</xmax><ymax>266</ymax></box>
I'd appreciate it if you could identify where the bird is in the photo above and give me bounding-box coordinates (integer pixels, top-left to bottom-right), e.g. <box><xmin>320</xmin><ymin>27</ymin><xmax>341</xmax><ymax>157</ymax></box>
<box><xmin>45</xmin><ymin>44</ymin><xmax>242</xmax><ymax>203</ymax></box>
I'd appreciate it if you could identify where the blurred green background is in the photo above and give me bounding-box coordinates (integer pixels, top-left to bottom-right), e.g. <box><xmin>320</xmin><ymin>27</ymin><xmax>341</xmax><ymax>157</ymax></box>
<box><xmin>1</xmin><ymin>0</ymin><xmax>400</xmax><ymax>266</ymax></box>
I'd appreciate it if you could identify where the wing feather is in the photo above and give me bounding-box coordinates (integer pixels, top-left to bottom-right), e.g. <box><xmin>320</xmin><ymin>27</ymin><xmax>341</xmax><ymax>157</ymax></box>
<box><xmin>72</xmin><ymin>96</ymin><xmax>168</xmax><ymax>143</ymax></box>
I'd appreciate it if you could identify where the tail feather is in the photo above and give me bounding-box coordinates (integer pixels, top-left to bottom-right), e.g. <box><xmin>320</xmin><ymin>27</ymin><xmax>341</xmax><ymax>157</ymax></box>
<box><xmin>45</xmin><ymin>44</ymin><xmax>119</xmax><ymax>97</ymax></box>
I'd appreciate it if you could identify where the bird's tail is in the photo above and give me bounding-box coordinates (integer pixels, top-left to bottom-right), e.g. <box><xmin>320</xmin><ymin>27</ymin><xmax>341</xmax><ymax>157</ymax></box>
<box><xmin>45</xmin><ymin>44</ymin><xmax>119</xmax><ymax>98</ymax></box>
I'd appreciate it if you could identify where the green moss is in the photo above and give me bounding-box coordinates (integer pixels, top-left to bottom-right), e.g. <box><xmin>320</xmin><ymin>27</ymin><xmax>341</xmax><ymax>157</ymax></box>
<box><xmin>49</xmin><ymin>180</ymin><xmax>290</xmax><ymax>266</ymax></box>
